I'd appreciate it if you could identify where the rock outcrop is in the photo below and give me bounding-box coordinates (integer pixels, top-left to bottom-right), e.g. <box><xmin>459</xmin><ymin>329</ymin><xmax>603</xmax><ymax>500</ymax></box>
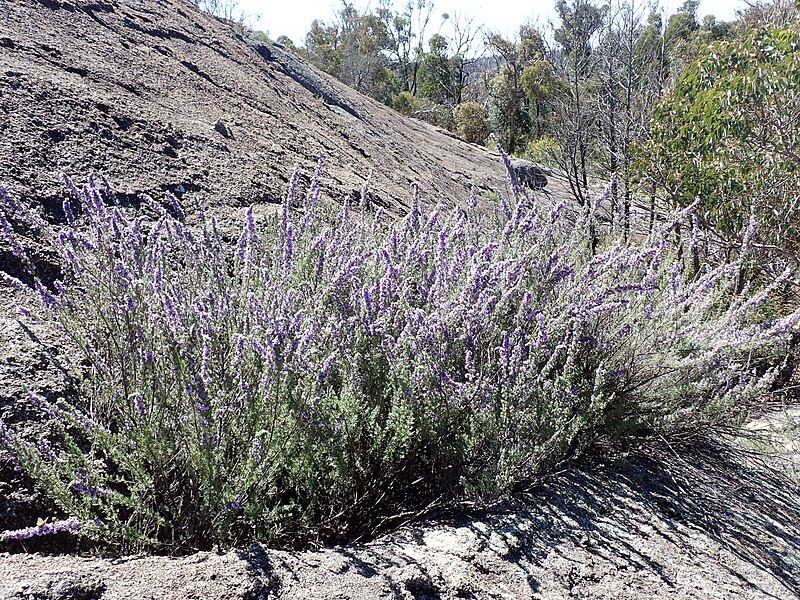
<box><xmin>0</xmin><ymin>0</ymin><xmax>525</xmax><ymax>214</ymax></box>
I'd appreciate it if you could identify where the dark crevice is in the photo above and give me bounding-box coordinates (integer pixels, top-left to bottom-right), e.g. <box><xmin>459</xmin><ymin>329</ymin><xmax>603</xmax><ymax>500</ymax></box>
<box><xmin>34</xmin><ymin>0</ymin><xmax>76</xmax><ymax>12</ymax></box>
<box><xmin>180</xmin><ymin>60</ymin><xmax>219</xmax><ymax>87</ymax></box>
<box><xmin>120</xmin><ymin>18</ymin><xmax>194</xmax><ymax>45</ymax></box>
<box><xmin>64</xmin><ymin>65</ymin><xmax>89</xmax><ymax>77</ymax></box>
<box><xmin>251</xmin><ymin>42</ymin><xmax>360</xmax><ymax>120</ymax></box>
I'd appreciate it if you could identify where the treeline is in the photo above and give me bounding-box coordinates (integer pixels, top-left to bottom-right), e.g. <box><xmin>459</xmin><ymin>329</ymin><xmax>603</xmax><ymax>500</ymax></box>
<box><xmin>285</xmin><ymin>0</ymin><xmax>731</xmax><ymax>220</ymax></box>
<box><xmin>273</xmin><ymin>0</ymin><xmax>798</xmax><ymax>264</ymax></box>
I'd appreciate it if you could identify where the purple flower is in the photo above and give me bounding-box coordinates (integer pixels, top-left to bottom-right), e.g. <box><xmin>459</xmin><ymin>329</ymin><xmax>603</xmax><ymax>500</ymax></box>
<box><xmin>283</xmin><ymin>223</ymin><xmax>295</xmax><ymax>273</ymax></box>
<box><xmin>1</xmin><ymin>272</ymin><xmax>25</xmax><ymax>291</ymax></box>
<box><xmin>28</xmin><ymin>393</ymin><xmax>60</xmax><ymax>421</ymax></box>
<box><xmin>201</xmin><ymin>344</ymin><xmax>212</xmax><ymax>385</ymax></box>
<box><xmin>59</xmin><ymin>174</ymin><xmax>81</xmax><ymax>198</ymax></box>
<box><xmin>464</xmin><ymin>348</ymin><xmax>475</xmax><ymax>382</ymax></box>
<box><xmin>501</xmin><ymin>152</ymin><xmax>521</xmax><ymax>199</ymax></box>
<box><xmin>407</xmin><ymin>182</ymin><xmax>421</xmax><ymax>232</ymax></box>
<box><xmin>70</xmin><ymin>407</ymin><xmax>102</xmax><ymax>432</ymax></box>
<box><xmin>0</xmin><ymin>210</ymin><xmax>14</xmax><ymax>243</ymax></box>
<box><xmin>307</xmin><ymin>155</ymin><xmax>325</xmax><ymax>205</ymax></box>
<box><xmin>1</xmin><ymin>517</ymin><xmax>82</xmax><ymax>541</ymax></box>
<box><xmin>163</xmin><ymin>294</ymin><xmax>180</xmax><ymax>330</ymax></box>
<box><xmin>0</xmin><ymin>419</ymin><xmax>13</xmax><ymax>448</ymax></box>
<box><xmin>152</xmin><ymin>265</ymin><xmax>164</xmax><ymax>291</ymax></box>
<box><xmin>251</xmin><ymin>339</ymin><xmax>268</xmax><ymax>358</ymax></box>
<box><xmin>318</xmin><ymin>353</ymin><xmax>336</xmax><ymax>383</ymax></box>
<box><xmin>70</xmin><ymin>480</ymin><xmax>100</xmax><ymax>498</ymax></box>
<box><xmin>0</xmin><ymin>210</ymin><xmax>25</xmax><ymax>260</ymax></box>
<box><xmin>285</xmin><ymin>164</ymin><xmax>300</xmax><ymax>215</ymax></box>
<box><xmin>499</xmin><ymin>330</ymin><xmax>511</xmax><ymax>371</ymax></box>
<box><xmin>132</xmin><ymin>393</ymin><xmax>146</xmax><ymax>417</ymax></box>
<box><xmin>166</xmin><ymin>192</ymin><xmax>186</xmax><ymax>221</ymax></box>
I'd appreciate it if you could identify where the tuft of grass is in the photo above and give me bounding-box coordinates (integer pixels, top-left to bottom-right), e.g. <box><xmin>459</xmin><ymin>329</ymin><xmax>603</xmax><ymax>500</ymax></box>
<box><xmin>0</xmin><ymin>161</ymin><xmax>797</xmax><ymax>553</ymax></box>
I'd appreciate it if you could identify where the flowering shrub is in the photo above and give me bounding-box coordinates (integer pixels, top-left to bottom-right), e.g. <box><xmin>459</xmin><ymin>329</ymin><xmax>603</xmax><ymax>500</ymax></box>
<box><xmin>0</xmin><ymin>161</ymin><xmax>797</xmax><ymax>553</ymax></box>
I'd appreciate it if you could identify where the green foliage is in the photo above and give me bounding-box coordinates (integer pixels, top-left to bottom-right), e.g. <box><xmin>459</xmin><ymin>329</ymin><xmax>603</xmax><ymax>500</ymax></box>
<box><xmin>417</xmin><ymin>34</ymin><xmax>454</xmax><ymax>104</ymax></box>
<box><xmin>391</xmin><ymin>91</ymin><xmax>452</xmax><ymax>129</ymax></box>
<box><xmin>554</xmin><ymin>0</ymin><xmax>605</xmax><ymax>67</ymax></box>
<box><xmin>391</xmin><ymin>90</ymin><xmax>415</xmax><ymax>115</ymax></box>
<box><xmin>521</xmin><ymin>61</ymin><xmax>564</xmax><ymax>138</ymax></box>
<box><xmin>486</xmin><ymin>67</ymin><xmax>519</xmax><ymax>151</ymax></box>
<box><xmin>665</xmin><ymin>0</ymin><xmax>700</xmax><ymax>46</ymax></box>
<box><xmin>452</xmin><ymin>101</ymin><xmax>489</xmax><ymax>144</ymax></box>
<box><xmin>484</xmin><ymin>27</ymin><xmax>548</xmax><ymax>153</ymax></box>
<box><xmin>304</xmin><ymin>5</ymin><xmax>394</xmax><ymax>100</ymax></box>
<box><xmin>521</xmin><ymin>61</ymin><xmax>562</xmax><ymax>103</ymax></box>
<box><xmin>305</xmin><ymin>19</ymin><xmax>341</xmax><ymax>76</ymax></box>
<box><xmin>3</xmin><ymin>170</ymin><xmax>797</xmax><ymax>553</ymax></box>
<box><xmin>251</xmin><ymin>30</ymin><xmax>270</xmax><ymax>44</ymax></box>
<box><xmin>524</xmin><ymin>135</ymin><xmax>561</xmax><ymax>166</ymax></box>
<box><xmin>275</xmin><ymin>35</ymin><xmax>299</xmax><ymax>52</ymax></box>
<box><xmin>636</xmin><ymin>25</ymin><xmax>800</xmax><ymax>247</ymax></box>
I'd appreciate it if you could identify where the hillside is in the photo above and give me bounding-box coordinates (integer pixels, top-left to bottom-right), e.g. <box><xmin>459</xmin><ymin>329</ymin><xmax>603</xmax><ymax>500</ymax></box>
<box><xmin>0</xmin><ymin>0</ymin><xmax>526</xmax><ymax>214</ymax></box>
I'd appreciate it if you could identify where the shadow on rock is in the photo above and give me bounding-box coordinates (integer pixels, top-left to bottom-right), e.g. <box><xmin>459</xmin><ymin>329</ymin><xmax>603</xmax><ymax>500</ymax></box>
<box><xmin>241</xmin><ymin>438</ymin><xmax>800</xmax><ymax>599</ymax></box>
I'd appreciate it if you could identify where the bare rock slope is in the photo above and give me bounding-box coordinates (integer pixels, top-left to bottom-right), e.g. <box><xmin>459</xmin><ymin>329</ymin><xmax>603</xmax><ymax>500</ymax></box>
<box><xmin>0</xmin><ymin>0</ymin><xmax>517</xmax><ymax>213</ymax></box>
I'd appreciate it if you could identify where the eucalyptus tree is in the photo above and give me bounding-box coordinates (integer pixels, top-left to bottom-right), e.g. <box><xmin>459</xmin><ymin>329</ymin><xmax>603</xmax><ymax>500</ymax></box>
<box><xmin>485</xmin><ymin>26</ymin><xmax>546</xmax><ymax>152</ymax></box>
<box><xmin>552</xmin><ymin>0</ymin><xmax>605</xmax><ymax>205</ymax></box>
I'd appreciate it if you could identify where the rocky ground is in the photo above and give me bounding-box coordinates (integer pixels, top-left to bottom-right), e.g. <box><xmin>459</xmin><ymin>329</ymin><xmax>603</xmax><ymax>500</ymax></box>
<box><xmin>0</xmin><ymin>0</ymin><xmax>560</xmax><ymax>219</ymax></box>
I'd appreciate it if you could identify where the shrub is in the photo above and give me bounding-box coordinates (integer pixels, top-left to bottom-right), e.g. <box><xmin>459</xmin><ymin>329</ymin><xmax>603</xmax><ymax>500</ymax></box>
<box><xmin>392</xmin><ymin>92</ymin><xmax>454</xmax><ymax>130</ymax></box>
<box><xmin>0</xmin><ymin>164</ymin><xmax>797</xmax><ymax>553</ymax></box>
<box><xmin>391</xmin><ymin>90</ymin><xmax>415</xmax><ymax>115</ymax></box>
<box><xmin>415</xmin><ymin>99</ymin><xmax>454</xmax><ymax>130</ymax></box>
<box><xmin>453</xmin><ymin>101</ymin><xmax>490</xmax><ymax>145</ymax></box>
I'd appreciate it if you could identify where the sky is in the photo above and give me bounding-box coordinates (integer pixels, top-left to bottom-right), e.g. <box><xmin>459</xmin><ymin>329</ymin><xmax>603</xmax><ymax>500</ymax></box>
<box><xmin>235</xmin><ymin>0</ymin><xmax>746</xmax><ymax>45</ymax></box>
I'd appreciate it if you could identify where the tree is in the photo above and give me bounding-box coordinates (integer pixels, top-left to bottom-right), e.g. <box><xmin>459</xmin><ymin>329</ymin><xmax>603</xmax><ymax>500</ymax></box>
<box><xmin>305</xmin><ymin>19</ymin><xmax>342</xmax><ymax>75</ymax></box>
<box><xmin>742</xmin><ymin>0</ymin><xmax>799</xmax><ymax>28</ymax></box>
<box><xmin>453</xmin><ymin>101</ymin><xmax>490</xmax><ymax>144</ymax></box>
<box><xmin>378</xmin><ymin>0</ymin><xmax>436</xmax><ymax>95</ymax></box>
<box><xmin>417</xmin><ymin>34</ymin><xmax>453</xmax><ymax>104</ymax></box>
<box><xmin>485</xmin><ymin>26</ymin><xmax>545</xmax><ymax>152</ymax></box>
<box><xmin>663</xmin><ymin>0</ymin><xmax>700</xmax><ymax>76</ymax></box>
<box><xmin>445</xmin><ymin>13</ymin><xmax>484</xmax><ymax>105</ymax></box>
<box><xmin>636</xmin><ymin>25</ymin><xmax>800</xmax><ymax>258</ymax></box>
<box><xmin>416</xmin><ymin>15</ymin><xmax>483</xmax><ymax>107</ymax></box>
<box><xmin>276</xmin><ymin>35</ymin><xmax>300</xmax><ymax>53</ymax></box>
<box><xmin>552</xmin><ymin>0</ymin><xmax>605</xmax><ymax>204</ymax></box>
<box><xmin>521</xmin><ymin>60</ymin><xmax>563</xmax><ymax>137</ymax></box>
<box><xmin>486</xmin><ymin>66</ymin><xmax>519</xmax><ymax>149</ymax></box>
<box><xmin>591</xmin><ymin>0</ymin><xmax>667</xmax><ymax>239</ymax></box>
<box><xmin>304</xmin><ymin>3</ymin><xmax>396</xmax><ymax>102</ymax></box>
